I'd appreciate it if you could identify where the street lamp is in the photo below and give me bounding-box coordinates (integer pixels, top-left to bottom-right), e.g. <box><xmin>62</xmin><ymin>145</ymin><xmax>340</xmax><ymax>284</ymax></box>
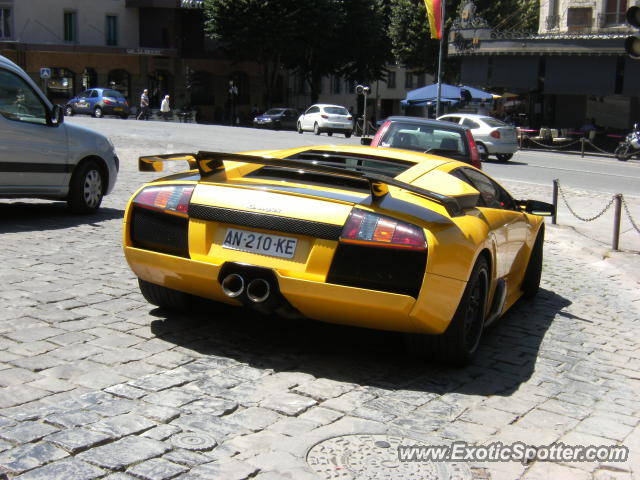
<box><xmin>356</xmin><ymin>84</ymin><xmax>371</xmax><ymax>136</ymax></box>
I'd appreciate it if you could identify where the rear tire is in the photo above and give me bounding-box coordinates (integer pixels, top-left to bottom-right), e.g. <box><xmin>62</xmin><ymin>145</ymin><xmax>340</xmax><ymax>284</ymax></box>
<box><xmin>67</xmin><ymin>160</ymin><xmax>104</xmax><ymax>214</ymax></box>
<box><xmin>476</xmin><ymin>143</ymin><xmax>489</xmax><ymax>162</ymax></box>
<box><xmin>327</xmin><ymin>131</ymin><xmax>333</xmax><ymax>137</ymax></box>
<box><xmin>138</xmin><ymin>279</ymin><xmax>194</xmax><ymax>311</ymax></box>
<box><xmin>405</xmin><ymin>256</ymin><xmax>489</xmax><ymax>366</ymax></box>
<box><xmin>345</xmin><ymin>131</ymin><xmax>352</xmax><ymax>138</ymax></box>
<box><xmin>314</xmin><ymin>123</ymin><xmax>320</xmax><ymax>135</ymax></box>
<box><xmin>615</xmin><ymin>144</ymin><xmax>630</xmax><ymax>161</ymax></box>
<box><xmin>297</xmin><ymin>122</ymin><xmax>303</xmax><ymax>134</ymax></box>
<box><xmin>522</xmin><ymin>226</ymin><xmax>544</xmax><ymax>299</ymax></box>
<box><xmin>496</xmin><ymin>153</ymin><xmax>513</xmax><ymax>162</ymax></box>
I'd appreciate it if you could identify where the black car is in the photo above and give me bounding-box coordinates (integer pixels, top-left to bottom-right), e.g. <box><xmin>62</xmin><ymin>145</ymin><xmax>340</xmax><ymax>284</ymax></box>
<box><xmin>362</xmin><ymin>116</ymin><xmax>482</xmax><ymax>169</ymax></box>
<box><xmin>253</xmin><ymin>108</ymin><xmax>298</xmax><ymax>130</ymax></box>
<box><xmin>65</xmin><ymin>88</ymin><xmax>130</xmax><ymax>119</ymax></box>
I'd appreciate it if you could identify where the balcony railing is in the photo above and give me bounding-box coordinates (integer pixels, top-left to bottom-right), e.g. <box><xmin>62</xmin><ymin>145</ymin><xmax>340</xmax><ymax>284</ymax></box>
<box><xmin>598</xmin><ymin>11</ymin><xmax>627</xmax><ymax>27</ymax></box>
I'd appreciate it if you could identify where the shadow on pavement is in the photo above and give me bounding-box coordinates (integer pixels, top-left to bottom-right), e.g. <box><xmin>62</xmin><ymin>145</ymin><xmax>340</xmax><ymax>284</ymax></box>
<box><xmin>0</xmin><ymin>201</ymin><xmax>123</xmax><ymax>233</ymax></box>
<box><xmin>149</xmin><ymin>286</ymin><xmax>569</xmax><ymax>398</ymax></box>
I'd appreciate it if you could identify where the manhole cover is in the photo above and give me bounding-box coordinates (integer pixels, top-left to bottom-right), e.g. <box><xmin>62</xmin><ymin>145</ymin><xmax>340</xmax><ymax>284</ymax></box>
<box><xmin>306</xmin><ymin>434</ymin><xmax>473</xmax><ymax>480</ymax></box>
<box><xmin>171</xmin><ymin>432</ymin><xmax>217</xmax><ymax>451</ymax></box>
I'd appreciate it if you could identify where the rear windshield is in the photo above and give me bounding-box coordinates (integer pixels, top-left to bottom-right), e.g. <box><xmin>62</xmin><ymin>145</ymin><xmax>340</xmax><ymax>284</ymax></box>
<box><xmin>480</xmin><ymin>117</ymin><xmax>507</xmax><ymax>127</ymax></box>
<box><xmin>379</xmin><ymin>122</ymin><xmax>469</xmax><ymax>158</ymax></box>
<box><xmin>103</xmin><ymin>89</ymin><xmax>125</xmax><ymax>98</ymax></box>
<box><xmin>324</xmin><ymin>106</ymin><xmax>349</xmax><ymax>116</ymax></box>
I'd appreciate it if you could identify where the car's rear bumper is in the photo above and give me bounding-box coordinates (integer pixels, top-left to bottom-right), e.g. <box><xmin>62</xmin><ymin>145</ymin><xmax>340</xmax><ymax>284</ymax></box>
<box><xmin>483</xmin><ymin>141</ymin><xmax>518</xmax><ymax>154</ymax></box>
<box><xmin>124</xmin><ymin>246</ymin><xmax>465</xmax><ymax>335</ymax></box>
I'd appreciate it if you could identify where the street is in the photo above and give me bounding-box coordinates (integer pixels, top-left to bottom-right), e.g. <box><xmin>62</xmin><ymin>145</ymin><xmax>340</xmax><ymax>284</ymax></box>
<box><xmin>0</xmin><ymin>117</ymin><xmax>638</xmax><ymax>480</ymax></box>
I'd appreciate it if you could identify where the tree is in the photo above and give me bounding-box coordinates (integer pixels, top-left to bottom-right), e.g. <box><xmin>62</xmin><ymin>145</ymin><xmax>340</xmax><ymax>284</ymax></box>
<box><xmin>204</xmin><ymin>0</ymin><xmax>297</xmax><ymax>107</ymax></box>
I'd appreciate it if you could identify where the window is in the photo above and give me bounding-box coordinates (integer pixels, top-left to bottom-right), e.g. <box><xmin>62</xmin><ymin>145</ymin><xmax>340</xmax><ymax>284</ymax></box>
<box><xmin>0</xmin><ymin>68</ymin><xmax>48</xmax><ymax>125</ymax></box>
<box><xmin>0</xmin><ymin>7</ymin><xmax>11</xmax><ymax>39</ymax></box>
<box><xmin>462</xmin><ymin>118</ymin><xmax>480</xmax><ymax>129</ymax></box>
<box><xmin>106</xmin><ymin>15</ymin><xmax>118</xmax><ymax>46</ymax></box>
<box><xmin>387</xmin><ymin>71</ymin><xmax>396</xmax><ymax>89</ymax></box>
<box><xmin>567</xmin><ymin>7</ymin><xmax>592</xmax><ymax>32</ymax></box>
<box><xmin>405</xmin><ymin>73</ymin><xmax>413</xmax><ymax>89</ymax></box>
<box><xmin>64</xmin><ymin>11</ymin><xmax>77</xmax><ymax>42</ymax></box>
<box><xmin>454</xmin><ymin>168</ymin><xmax>516</xmax><ymax>210</ymax></box>
<box><xmin>604</xmin><ymin>0</ymin><xmax>627</xmax><ymax>25</ymax></box>
<box><xmin>331</xmin><ymin>76</ymin><xmax>341</xmax><ymax>94</ymax></box>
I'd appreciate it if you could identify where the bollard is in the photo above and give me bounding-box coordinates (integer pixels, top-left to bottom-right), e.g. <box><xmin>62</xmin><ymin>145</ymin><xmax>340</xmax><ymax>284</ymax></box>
<box><xmin>580</xmin><ymin>138</ymin><xmax>585</xmax><ymax>158</ymax></box>
<box><xmin>612</xmin><ymin>194</ymin><xmax>622</xmax><ymax>251</ymax></box>
<box><xmin>552</xmin><ymin>179</ymin><xmax>559</xmax><ymax>225</ymax></box>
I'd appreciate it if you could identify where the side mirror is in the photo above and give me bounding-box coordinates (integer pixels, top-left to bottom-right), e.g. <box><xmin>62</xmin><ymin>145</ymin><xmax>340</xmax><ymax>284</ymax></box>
<box><xmin>517</xmin><ymin>199</ymin><xmax>555</xmax><ymax>216</ymax></box>
<box><xmin>360</xmin><ymin>137</ymin><xmax>372</xmax><ymax>146</ymax></box>
<box><xmin>48</xmin><ymin>104</ymin><xmax>64</xmax><ymax>127</ymax></box>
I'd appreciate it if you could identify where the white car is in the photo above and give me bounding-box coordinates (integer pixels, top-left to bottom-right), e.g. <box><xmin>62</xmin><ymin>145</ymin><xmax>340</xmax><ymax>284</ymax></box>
<box><xmin>0</xmin><ymin>55</ymin><xmax>118</xmax><ymax>213</ymax></box>
<box><xmin>297</xmin><ymin>104</ymin><xmax>353</xmax><ymax>137</ymax></box>
<box><xmin>437</xmin><ymin>113</ymin><xmax>518</xmax><ymax>162</ymax></box>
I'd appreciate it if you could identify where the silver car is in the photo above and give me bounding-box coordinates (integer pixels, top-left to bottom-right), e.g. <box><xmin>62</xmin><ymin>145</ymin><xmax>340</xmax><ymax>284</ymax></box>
<box><xmin>437</xmin><ymin>113</ymin><xmax>518</xmax><ymax>162</ymax></box>
<box><xmin>0</xmin><ymin>54</ymin><xmax>119</xmax><ymax>213</ymax></box>
<box><xmin>297</xmin><ymin>104</ymin><xmax>353</xmax><ymax>137</ymax></box>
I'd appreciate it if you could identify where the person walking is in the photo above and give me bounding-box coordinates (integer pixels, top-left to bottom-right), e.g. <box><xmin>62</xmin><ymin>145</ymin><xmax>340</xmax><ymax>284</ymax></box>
<box><xmin>137</xmin><ymin>88</ymin><xmax>149</xmax><ymax>120</ymax></box>
<box><xmin>160</xmin><ymin>95</ymin><xmax>171</xmax><ymax>121</ymax></box>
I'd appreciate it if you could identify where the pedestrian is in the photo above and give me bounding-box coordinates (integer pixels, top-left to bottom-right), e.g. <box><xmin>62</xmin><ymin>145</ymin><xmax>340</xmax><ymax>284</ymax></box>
<box><xmin>137</xmin><ymin>88</ymin><xmax>150</xmax><ymax>120</ymax></box>
<box><xmin>477</xmin><ymin>102</ymin><xmax>489</xmax><ymax>115</ymax></box>
<box><xmin>160</xmin><ymin>94</ymin><xmax>171</xmax><ymax>121</ymax></box>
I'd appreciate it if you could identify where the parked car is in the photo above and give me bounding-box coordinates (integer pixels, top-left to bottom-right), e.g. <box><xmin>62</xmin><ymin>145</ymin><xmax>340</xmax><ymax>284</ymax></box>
<box><xmin>253</xmin><ymin>108</ymin><xmax>298</xmax><ymax>130</ymax></box>
<box><xmin>297</xmin><ymin>104</ymin><xmax>353</xmax><ymax>137</ymax></box>
<box><xmin>0</xmin><ymin>55</ymin><xmax>119</xmax><ymax>213</ymax></box>
<box><xmin>65</xmin><ymin>88</ymin><xmax>130</xmax><ymax>119</ymax></box>
<box><xmin>362</xmin><ymin>116</ymin><xmax>481</xmax><ymax>169</ymax></box>
<box><xmin>124</xmin><ymin>144</ymin><xmax>553</xmax><ymax>365</ymax></box>
<box><xmin>437</xmin><ymin>113</ymin><xmax>518</xmax><ymax>162</ymax></box>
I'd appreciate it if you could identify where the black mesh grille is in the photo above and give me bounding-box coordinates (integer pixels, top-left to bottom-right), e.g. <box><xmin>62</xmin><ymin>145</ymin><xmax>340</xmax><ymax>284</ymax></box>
<box><xmin>327</xmin><ymin>244</ymin><xmax>427</xmax><ymax>297</ymax></box>
<box><xmin>189</xmin><ymin>204</ymin><xmax>342</xmax><ymax>240</ymax></box>
<box><xmin>131</xmin><ymin>206</ymin><xmax>189</xmax><ymax>258</ymax></box>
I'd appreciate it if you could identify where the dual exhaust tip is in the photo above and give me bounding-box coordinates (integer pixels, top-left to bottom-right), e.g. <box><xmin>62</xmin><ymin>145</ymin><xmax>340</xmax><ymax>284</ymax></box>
<box><xmin>221</xmin><ymin>273</ymin><xmax>271</xmax><ymax>303</ymax></box>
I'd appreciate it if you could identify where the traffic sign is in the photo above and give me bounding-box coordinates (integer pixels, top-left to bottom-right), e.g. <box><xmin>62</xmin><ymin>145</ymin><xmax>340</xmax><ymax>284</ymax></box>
<box><xmin>40</xmin><ymin>68</ymin><xmax>51</xmax><ymax>79</ymax></box>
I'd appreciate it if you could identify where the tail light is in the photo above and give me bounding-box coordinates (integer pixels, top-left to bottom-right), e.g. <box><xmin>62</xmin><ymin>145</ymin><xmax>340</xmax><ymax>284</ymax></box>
<box><xmin>347</xmin><ymin>116</ymin><xmax>353</xmax><ymax>121</ymax></box>
<box><xmin>341</xmin><ymin>209</ymin><xmax>426</xmax><ymax>251</ymax></box>
<box><xmin>490</xmin><ymin>129</ymin><xmax>501</xmax><ymax>139</ymax></box>
<box><xmin>465</xmin><ymin>130</ymin><xmax>482</xmax><ymax>169</ymax></box>
<box><xmin>124</xmin><ymin>100</ymin><xmax>129</xmax><ymax>106</ymax></box>
<box><xmin>321</xmin><ymin>114</ymin><xmax>329</xmax><ymax>119</ymax></box>
<box><xmin>103</xmin><ymin>98</ymin><xmax>114</xmax><ymax>105</ymax></box>
<box><xmin>133</xmin><ymin>185</ymin><xmax>195</xmax><ymax>216</ymax></box>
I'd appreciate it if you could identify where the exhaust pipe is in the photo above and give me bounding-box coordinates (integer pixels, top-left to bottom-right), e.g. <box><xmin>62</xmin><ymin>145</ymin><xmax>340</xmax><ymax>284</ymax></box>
<box><xmin>221</xmin><ymin>273</ymin><xmax>245</xmax><ymax>298</ymax></box>
<box><xmin>246</xmin><ymin>278</ymin><xmax>271</xmax><ymax>303</ymax></box>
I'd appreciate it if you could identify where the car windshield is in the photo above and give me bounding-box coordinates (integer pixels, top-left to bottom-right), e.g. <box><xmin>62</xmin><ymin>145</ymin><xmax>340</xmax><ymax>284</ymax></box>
<box><xmin>324</xmin><ymin>106</ymin><xmax>349</xmax><ymax>116</ymax></box>
<box><xmin>264</xmin><ymin>109</ymin><xmax>285</xmax><ymax>115</ymax></box>
<box><xmin>103</xmin><ymin>89</ymin><xmax>125</xmax><ymax>99</ymax></box>
<box><xmin>380</xmin><ymin>122</ymin><xmax>469</xmax><ymax>157</ymax></box>
<box><xmin>479</xmin><ymin>117</ymin><xmax>507</xmax><ymax>127</ymax></box>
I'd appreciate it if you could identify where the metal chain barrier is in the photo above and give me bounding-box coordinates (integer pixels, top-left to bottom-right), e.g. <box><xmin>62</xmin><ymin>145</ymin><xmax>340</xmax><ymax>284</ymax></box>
<box><xmin>557</xmin><ymin>183</ymin><xmax>616</xmax><ymax>222</ymax></box>
<box><xmin>582</xmin><ymin>138</ymin><xmax>614</xmax><ymax>155</ymax></box>
<box><xmin>521</xmin><ymin>137</ymin><xmax>583</xmax><ymax>150</ymax></box>
<box><xmin>622</xmin><ymin>197</ymin><xmax>640</xmax><ymax>234</ymax></box>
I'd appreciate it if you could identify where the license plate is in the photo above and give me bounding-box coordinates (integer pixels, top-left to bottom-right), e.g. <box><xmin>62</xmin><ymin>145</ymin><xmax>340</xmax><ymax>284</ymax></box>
<box><xmin>222</xmin><ymin>228</ymin><xmax>297</xmax><ymax>259</ymax></box>
<box><xmin>114</xmin><ymin>107</ymin><xmax>123</xmax><ymax>111</ymax></box>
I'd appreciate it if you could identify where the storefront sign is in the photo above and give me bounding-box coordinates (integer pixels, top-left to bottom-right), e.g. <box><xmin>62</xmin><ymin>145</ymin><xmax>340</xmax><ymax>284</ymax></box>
<box><xmin>180</xmin><ymin>0</ymin><xmax>204</xmax><ymax>8</ymax></box>
<box><xmin>126</xmin><ymin>48</ymin><xmax>165</xmax><ymax>56</ymax></box>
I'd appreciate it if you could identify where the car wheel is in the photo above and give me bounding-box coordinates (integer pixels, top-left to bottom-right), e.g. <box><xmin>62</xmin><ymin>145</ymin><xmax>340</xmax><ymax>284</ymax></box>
<box><xmin>327</xmin><ymin>131</ymin><xmax>333</xmax><ymax>137</ymax></box>
<box><xmin>138</xmin><ymin>279</ymin><xmax>196</xmax><ymax>311</ymax></box>
<box><xmin>496</xmin><ymin>153</ymin><xmax>513</xmax><ymax>162</ymax></box>
<box><xmin>521</xmin><ymin>226</ymin><xmax>544</xmax><ymax>299</ymax></box>
<box><xmin>297</xmin><ymin>122</ymin><xmax>303</xmax><ymax>134</ymax></box>
<box><xmin>405</xmin><ymin>256</ymin><xmax>488</xmax><ymax>366</ymax></box>
<box><xmin>65</xmin><ymin>105</ymin><xmax>74</xmax><ymax>116</ymax></box>
<box><xmin>615</xmin><ymin>144</ymin><xmax>630</xmax><ymax>161</ymax></box>
<box><xmin>476</xmin><ymin>143</ymin><xmax>489</xmax><ymax>162</ymax></box>
<box><xmin>345</xmin><ymin>131</ymin><xmax>352</xmax><ymax>138</ymax></box>
<box><xmin>93</xmin><ymin>107</ymin><xmax>103</xmax><ymax>118</ymax></box>
<box><xmin>67</xmin><ymin>160</ymin><xmax>104</xmax><ymax>214</ymax></box>
<box><xmin>314</xmin><ymin>123</ymin><xmax>321</xmax><ymax>135</ymax></box>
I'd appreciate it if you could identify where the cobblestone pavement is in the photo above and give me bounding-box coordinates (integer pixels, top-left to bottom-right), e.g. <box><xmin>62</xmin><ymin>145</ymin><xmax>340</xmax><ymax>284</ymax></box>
<box><xmin>0</xmin><ymin>130</ymin><xmax>638</xmax><ymax>480</ymax></box>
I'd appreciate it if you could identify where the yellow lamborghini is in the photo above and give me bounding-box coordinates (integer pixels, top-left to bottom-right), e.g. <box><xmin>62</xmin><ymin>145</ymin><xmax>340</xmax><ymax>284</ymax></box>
<box><xmin>123</xmin><ymin>145</ymin><xmax>553</xmax><ymax>365</ymax></box>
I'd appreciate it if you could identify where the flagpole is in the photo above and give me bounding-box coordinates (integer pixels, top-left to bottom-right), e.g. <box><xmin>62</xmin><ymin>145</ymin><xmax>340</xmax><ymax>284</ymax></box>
<box><xmin>435</xmin><ymin>0</ymin><xmax>445</xmax><ymax>118</ymax></box>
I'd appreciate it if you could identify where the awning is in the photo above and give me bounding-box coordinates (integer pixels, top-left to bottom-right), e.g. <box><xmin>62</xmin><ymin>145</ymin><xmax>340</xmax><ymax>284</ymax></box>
<box><xmin>403</xmin><ymin>83</ymin><xmax>494</xmax><ymax>105</ymax></box>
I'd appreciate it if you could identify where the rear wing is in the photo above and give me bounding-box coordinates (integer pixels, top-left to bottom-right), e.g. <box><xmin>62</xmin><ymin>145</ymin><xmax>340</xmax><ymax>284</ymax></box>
<box><xmin>139</xmin><ymin>151</ymin><xmax>463</xmax><ymax>217</ymax></box>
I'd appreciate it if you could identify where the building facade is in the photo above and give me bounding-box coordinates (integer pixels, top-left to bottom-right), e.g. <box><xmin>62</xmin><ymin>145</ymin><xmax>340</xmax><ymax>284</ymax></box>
<box><xmin>450</xmin><ymin>0</ymin><xmax>640</xmax><ymax>131</ymax></box>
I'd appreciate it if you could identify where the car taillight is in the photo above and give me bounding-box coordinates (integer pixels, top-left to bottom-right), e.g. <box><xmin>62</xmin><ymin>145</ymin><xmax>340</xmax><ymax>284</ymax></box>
<box><xmin>341</xmin><ymin>209</ymin><xmax>426</xmax><ymax>251</ymax></box>
<box><xmin>133</xmin><ymin>185</ymin><xmax>195</xmax><ymax>216</ymax></box>
<box><xmin>321</xmin><ymin>114</ymin><xmax>329</xmax><ymax>119</ymax></box>
<box><xmin>347</xmin><ymin>116</ymin><xmax>353</xmax><ymax>121</ymax></box>
<box><xmin>103</xmin><ymin>99</ymin><xmax>114</xmax><ymax>105</ymax></box>
<box><xmin>466</xmin><ymin>130</ymin><xmax>482</xmax><ymax>169</ymax></box>
<box><xmin>490</xmin><ymin>129</ymin><xmax>501</xmax><ymax>139</ymax></box>
<box><xmin>124</xmin><ymin>100</ymin><xmax>129</xmax><ymax>106</ymax></box>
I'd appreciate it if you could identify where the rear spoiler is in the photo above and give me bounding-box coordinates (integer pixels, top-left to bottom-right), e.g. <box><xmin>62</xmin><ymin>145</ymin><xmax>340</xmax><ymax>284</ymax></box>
<box><xmin>139</xmin><ymin>151</ymin><xmax>463</xmax><ymax>217</ymax></box>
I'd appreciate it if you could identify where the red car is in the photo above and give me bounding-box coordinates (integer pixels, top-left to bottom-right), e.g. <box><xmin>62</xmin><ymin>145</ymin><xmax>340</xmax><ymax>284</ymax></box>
<box><xmin>362</xmin><ymin>116</ymin><xmax>481</xmax><ymax>169</ymax></box>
